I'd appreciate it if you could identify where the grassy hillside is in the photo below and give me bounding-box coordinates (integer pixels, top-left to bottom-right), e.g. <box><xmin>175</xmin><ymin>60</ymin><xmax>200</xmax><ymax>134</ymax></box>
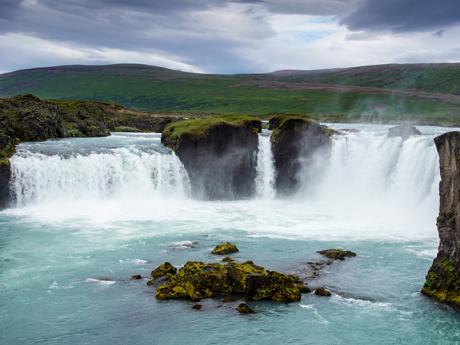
<box><xmin>1</xmin><ymin>63</ymin><xmax>460</xmax><ymax>126</ymax></box>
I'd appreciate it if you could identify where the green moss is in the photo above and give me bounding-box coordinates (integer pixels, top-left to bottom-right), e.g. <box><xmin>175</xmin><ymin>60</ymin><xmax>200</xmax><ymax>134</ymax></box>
<box><xmin>422</xmin><ymin>258</ymin><xmax>460</xmax><ymax>307</ymax></box>
<box><xmin>113</xmin><ymin>126</ymin><xmax>140</xmax><ymax>132</ymax></box>
<box><xmin>150</xmin><ymin>259</ymin><xmax>306</xmax><ymax>303</ymax></box>
<box><xmin>163</xmin><ymin>115</ymin><xmax>260</xmax><ymax>142</ymax></box>
<box><xmin>212</xmin><ymin>242</ymin><xmax>239</xmax><ymax>255</ymax></box>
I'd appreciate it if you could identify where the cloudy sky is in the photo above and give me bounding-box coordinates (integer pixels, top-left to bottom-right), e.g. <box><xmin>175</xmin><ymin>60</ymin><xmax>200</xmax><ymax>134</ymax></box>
<box><xmin>1</xmin><ymin>0</ymin><xmax>459</xmax><ymax>74</ymax></box>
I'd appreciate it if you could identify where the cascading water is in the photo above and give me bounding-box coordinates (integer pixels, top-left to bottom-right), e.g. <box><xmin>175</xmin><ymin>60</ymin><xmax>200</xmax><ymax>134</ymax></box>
<box><xmin>255</xmin><ymin>131</ymin><xmax>276</xmax><ymax>199</ymax></box>
<box><xmin>10</xmin><ymin>134</ymin><xmax>191</xmax><ymax>206</ymax></box>
<box><xmin>295</xmin><ymin>126</ymin><xmax>441</xmax><ymax>235</ymax></box>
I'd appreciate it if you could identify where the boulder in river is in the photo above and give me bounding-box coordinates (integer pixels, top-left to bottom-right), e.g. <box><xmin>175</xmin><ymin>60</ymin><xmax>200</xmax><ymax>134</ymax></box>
<box><xmin>269</xmin><ymin>115</ymin><xmax>335</xmax><ymax>195</ymax></box>
<box><xmin>315</xmin><ymin>287</ymin><xmax>332</xmax><ymax>297</ymax></box>
<box><xmin>387</xmin><ymin>125</ymin><xmax>421</xmax><ymax>140</ymax></box>
<box><xmin>152</xmin><ymin>260</ymin><xmax>308</xmax><ymax>302</ymax></box>
<box><xmin>212</xmin><ymin>242</ymin><xmax>239</xmax><ymax>255</ymax></box>
<box><xmin>162</xmin><ymin>116</ymin><xmax>262</xmax><ymax>200</ymax></box>
<box><xmin>149</xmin><ymin>262</ymin><xmax>177</xmax><ymax>282</ymax></box>
<box><xmin>237</xmin><ymin>303</ymin><xmax>255</xmax><ymax>314</ymax></box>
<box><xmin>318</xmin><ymin>249</ymin><xmax>357</xmax><ymax>261</ymax></box>
<box><xmin>422</xmin><ymin>132</ymin><xmax>460</xmax><ymax>307</ymax></box>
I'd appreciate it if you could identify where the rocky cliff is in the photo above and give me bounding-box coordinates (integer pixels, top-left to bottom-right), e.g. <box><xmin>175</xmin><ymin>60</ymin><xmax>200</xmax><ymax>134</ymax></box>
<box><xmin>270</xmin><ymin>116</ymin><xmax>334</xmax><ymax>195</ymax></box>
<box><xmin>162</xmin><ymin>116</ymin><xmax>261</xmax><ymax>199</ymax></box>
<box><xmin>422</xmin><ymin>131</ymin><xmax>460</xmax><ymax>307</ymax></box>
<box><xmin>0</xmin><ymin>94</ymin><xmax>181</xmax><ymax>208</ymax></box>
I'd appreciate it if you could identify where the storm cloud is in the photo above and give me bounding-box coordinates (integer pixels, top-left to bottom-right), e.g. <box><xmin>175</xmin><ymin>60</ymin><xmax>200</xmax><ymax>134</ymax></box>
<box><xmin>0</xmin><ymin>0</ymin><xmax>459</xmax><ymax>73</ymax></box>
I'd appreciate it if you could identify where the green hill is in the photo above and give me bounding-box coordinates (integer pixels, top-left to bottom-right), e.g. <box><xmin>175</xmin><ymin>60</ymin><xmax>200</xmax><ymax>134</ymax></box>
<box><xmin>1</xmin><ymin>63</ymin><xmax>460</xmax><ymax>126</ymax></box>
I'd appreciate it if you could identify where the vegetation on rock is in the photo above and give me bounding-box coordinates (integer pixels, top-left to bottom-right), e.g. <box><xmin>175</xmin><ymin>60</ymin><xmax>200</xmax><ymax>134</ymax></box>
<box><xmin>270</xmin><ymin>115</ymin><xmax>335</xmax><ymax>195</ymax></box>
<box><xmin>318</xmin><ymin>249</ymin><xmax>357</xmax><ymax>261</ymax></box>
<box><xmin>212</xmin><ymin>242</ymin><xmax>239</xmax><ymax>255</ymax></box>
<box><xmin>422</xmin><ymin>132</ymin><xmax>460</xmax><ymax>307</ymax></box>
<box><xmin>236</xmin><ymin>303</ymin><xmax>255</xmax><ymax>314</ymax></box>
<box><xmin>151</xmin><ymin>260</ymin><xmax>308</xmax><ymax>302</ymax></box>
<box><xmin>162</xmin><ymin>116</ymin><xmax>262</xmax><ymax>200</ymax></box>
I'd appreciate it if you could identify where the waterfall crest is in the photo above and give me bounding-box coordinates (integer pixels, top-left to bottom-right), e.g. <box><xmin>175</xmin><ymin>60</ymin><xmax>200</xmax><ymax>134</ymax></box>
<box><xmin>11</xmin><ymin>146</ymin><xmax>190</xmax><ymax>205</ymax></box>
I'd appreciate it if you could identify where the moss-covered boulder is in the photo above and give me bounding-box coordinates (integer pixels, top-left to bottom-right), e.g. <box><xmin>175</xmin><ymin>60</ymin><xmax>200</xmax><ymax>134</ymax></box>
<box><xmin>161</xmin><ymin>116</ymin><xmax>262</xmax><ymax>200</ymax></box>
<box><xmin>212</xmin><ymin>242</ymin><xmax>239</xmax><ymax>255</ymax></box>
<box><xmin>315</xmin><ymin>287</ymin><xmax>332</xmax><ymax>297</ymax></box>
<box><xmin>318</xmin><ymin>249</ymin><xmax>357</xmax><ymax>261</ymax></box>
<box><xmin>152</xmin><ymin>260</ymin><xmax>307</xmax><ymax>302</ymax></box>
<box><xmin>150</xmin><ymin>262</ymin><xmax>177</xmax><ymax>281</ymax></box>
<box><xmin>269</xmin><ymin>115</ymin><xmax>335</xmax><ymax>195</ymax></box>
<box><xmin>422</xmin><ymin>132</ymin><xmax>460</xmax><ymax>307</ymax></box>
<box><xmin>237</xmin><ymin>303</ymin><xmax>255</xmax><ymax>314</ymax></box>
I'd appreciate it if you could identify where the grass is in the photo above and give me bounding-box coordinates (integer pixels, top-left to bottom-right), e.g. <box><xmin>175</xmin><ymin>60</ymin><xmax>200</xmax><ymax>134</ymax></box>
<box><xmin>1</xmin><ymin>64</ymin><xmax>460</xmax><ymax>125</ymax></box>
<box><xmin>163</xmin><ymin>115</ymin><xmax>259</xmax><ymax>141</ymax></box>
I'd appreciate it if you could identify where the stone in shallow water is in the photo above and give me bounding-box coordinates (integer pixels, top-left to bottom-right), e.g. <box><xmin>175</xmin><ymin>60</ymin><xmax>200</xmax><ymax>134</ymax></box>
<box><xmin>212</xmin><ymin>242</ymin><xmax>239</xmax><ymax>255</ymax></box>
<box><xmin>131</xmin><ymin>274</ymin><xmax>142</xmax><ymax>280</ymax></box>
<box><xmin>237</xmin><ymin>303</ymin><xmax>255</xmax><ymax>314</ymax></box>
<box><xmin>192</xmin><ymin>303</ymin><xmax>203</xmax><ymax>310</ymax></box>
<box><xmin>315</xmin><ymin>287</ymin><xmax>332</xmax><ymax>297</ymax></box>
<box><xmin>150</xmin><ymin>262</ymin><xmax>177</xmax><ymax>281</ymax></box>
<box><xmin>318</xmin><ymin>249</ymin><xmax>356</xmax><ymax>261</ymax></box>
<box><xmin>151</xmin><ymin>260</ymin><xmax>308</xmax><ymax>302</ymax></box>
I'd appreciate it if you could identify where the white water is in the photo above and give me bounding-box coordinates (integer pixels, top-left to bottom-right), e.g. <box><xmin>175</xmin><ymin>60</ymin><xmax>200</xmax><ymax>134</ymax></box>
<box><xmin>255</xmin><ymin>132</ymin><xmax>276</xmax><ymax>199</ymax></box>
<box><xmin>4</xmin><ymin>125</ymin><xmax>450</xmax><ymax>240</ymax></box>
<box><xmin>11</xmin><ymin>146</ymin><xmax>191</xmax><ymax>206</ymax></box>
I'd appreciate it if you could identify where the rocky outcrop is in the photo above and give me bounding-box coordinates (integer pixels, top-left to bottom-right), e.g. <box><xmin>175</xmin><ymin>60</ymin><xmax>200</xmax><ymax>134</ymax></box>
<box><xmin>422</xmin><ymin>132</ymin><xmax>460</xmax><ymax>307</ymax></box>
<box><xmin>318</xmin><ymin>249</ymin><xmax>357</xmax><ymax>261</ymax></box>
<box><xmin>0</xmin><ymin>94</ymin><xmax>171</xmax><ymax>209</ymax></box>
<box><xmin>212</xmin><ymin>242</ymin><xmax>239</xmax><ymax>255</ymax></box>
<box><xmin>162</xmin><ymin>117</ymin><xmax>262</xmax><ymax>200</ymax></box>
<box><xmin>387</xmin><ymin>125</ymin><xmax>421</xmax><ymax>140</ymax></box>
<box><xmin>151</xmin><ymin>260</ymin><xmax>308</xmax><ymax>302</ymax></box>
<box><xmin>114</xmin><ymin>115</ymin><xmax>183</xmax><ymax>133</ymax></box>
<box><xmin>270</xmin><ymin>115</ymin><xmax>334</xmax><ymax>195</ymax></box>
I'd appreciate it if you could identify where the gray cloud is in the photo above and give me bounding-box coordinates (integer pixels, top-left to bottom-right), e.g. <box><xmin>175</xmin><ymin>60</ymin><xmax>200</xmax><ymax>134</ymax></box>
<box><xmin>0</xmin><ymin>0</ymin><xmax>458</xmax><ymax>73</ymax></box>
<box><xmin>341</xmin><ymin>0</ymin><xmax>460</xmax><ymax>33</ymax></box>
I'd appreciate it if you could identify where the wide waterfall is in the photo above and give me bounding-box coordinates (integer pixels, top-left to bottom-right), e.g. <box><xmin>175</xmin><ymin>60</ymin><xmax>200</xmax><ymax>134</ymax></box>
<box><xmin>3</xmin><ymin>125</ymin><xmax>460</xmax><ymax>345</ymax></box>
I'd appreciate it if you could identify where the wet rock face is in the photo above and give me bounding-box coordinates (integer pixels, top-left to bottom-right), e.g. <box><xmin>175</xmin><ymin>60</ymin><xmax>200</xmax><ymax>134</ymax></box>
<box><xmin>270</xmin><ymin>116</ymin><xmax>333</xmax><ymax>195</ymax></box>
<box><xmin>422</xmin><ymin>132</ymin><xmax>460</xmax><ymax>307</ymax></box>
<box><xmin>162</xmin><ymin>119</ymin><xmax>261</xmax><ymax>200</ymax></box>
<box><xmin>0</xmin><ymin>161</ymin><xmax>11</xmax><ymax>209</ymax></box>
<box><xmin>387</xmin><ymin>125</ymin><xmax>421</xmax><ymax>140</ymax></box>
<box><xmin>318</xmin><ymin>249</ymin><xmax>357</xmax><ymax>261</ymax></box>
<box><xmin>151</xmin><ymin>260</ymin><xmax>308</xmax><ymax>303</ymax></box>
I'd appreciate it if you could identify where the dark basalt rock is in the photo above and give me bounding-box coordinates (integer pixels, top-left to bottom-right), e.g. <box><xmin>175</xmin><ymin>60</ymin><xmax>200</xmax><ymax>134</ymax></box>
<box><xmin>387</xmin><ymin>125</ymin><xmax>421</xmax><ymax>140</ymax></box>
<box><xmin>270</xmin><ymin>115</ymin><xmax>334</xmax><ymax>195</ymax></box>
<box><xmin>237</xmin><ymin>303</ymin><xmax>255</xmax><ymax>314</ymax></box>
<box><xmin>315</xmin><ymin>287</ymin><xmax>332</xmax><ymax>297</ymax></box>
<box><xmin>0</xmin><ymin>161</ymin><xmax>11</xmax><ymax>209</ymax></box>
<box><xmin>151</xmin><ymin>260</ymin><xmax>308</xmax><ymax>303</ymax></box>
<box><xmin>422</xmin><ymin>132</ymin><xmax>460</xmax><ymax>307</ymax></box>
<box><xmin>212</xmin><ymin>242</ymin><xmax>239</xmax><ymax>255</ymax></box>
<box><xmin>162</xmin><ymin>117</ymin><xmax>262</xmax><ymax>200</ymax></box>
<box><xmin>318</xmin><ymin>249</ymin><xmax>357</xmax><ymax>261</ymax></box>
<box><xmin>192</xmin><ymin>303</ymin><xmax>203</xmax><ymax>310</ymax></box>
<box><xmin>131</xmin><ymin>274</ymin><xmax>143</xmax><ymax>280</ymax></box>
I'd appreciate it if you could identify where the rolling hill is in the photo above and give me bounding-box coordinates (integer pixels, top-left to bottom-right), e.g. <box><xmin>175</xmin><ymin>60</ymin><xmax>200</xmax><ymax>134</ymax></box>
<box><xmin>1</xmin><ymin>63</ymin><xmax>460</xmax><ymax>125</ymax></box>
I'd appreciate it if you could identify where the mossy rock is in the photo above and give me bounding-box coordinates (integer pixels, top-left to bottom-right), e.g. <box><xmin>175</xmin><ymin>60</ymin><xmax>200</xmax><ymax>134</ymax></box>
<box><xmin>315</xmin><ymin>287</ymin><xmax>332</xmax><ymax>297</ymax></box>
<box><xmin>212</xmin><ymin>242</ymin><xmax>239</xmax><ymax>255</ymax></box>
<box><xmin>162</xmin><ymin>115</ymin><xmax>261</xmax><ymax>150</ymax></box>
<box><xmin>151</xmin><ymin>260</ymin><xmax>308</xmax><ymax>303</ymax></box>
<box><xmin>237</xmin><ymin>303</ymin><xmax>255</xmax><ymax>314</ymax></box>
<box><xmin>150</xmin><ymin>262</ymin><xmax>177</xmax><ymax>280</ymax></box>
<box><xmin>318</xmin><ymin>249</ymin><xmax>357</xmax><ymax>261</ymax></box>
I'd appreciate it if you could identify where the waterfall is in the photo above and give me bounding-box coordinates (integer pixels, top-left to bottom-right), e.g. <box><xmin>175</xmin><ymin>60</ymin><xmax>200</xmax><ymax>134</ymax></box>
<box><xmin>297</xmin><ymin>130</ymin><xmax>440</xmax><ymax>232</ymax></box>
<box><xmin>11</xmin><ymin>146</ymin><xmax>190</xmax><ymax>206</ymax></box>
<box><xmin>255</xmin><ymin>132</ymin><xmax>276</xmax><ymax>199</ymax></box>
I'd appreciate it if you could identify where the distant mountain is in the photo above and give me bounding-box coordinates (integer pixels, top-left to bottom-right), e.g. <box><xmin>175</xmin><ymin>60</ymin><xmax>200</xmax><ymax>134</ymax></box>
<box><xmin>1</xmin><ymin>63</ymin><xmax>460</xmax><ymax>125</ymax></box>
